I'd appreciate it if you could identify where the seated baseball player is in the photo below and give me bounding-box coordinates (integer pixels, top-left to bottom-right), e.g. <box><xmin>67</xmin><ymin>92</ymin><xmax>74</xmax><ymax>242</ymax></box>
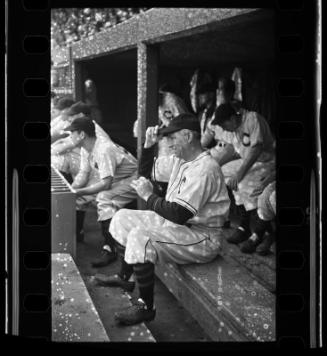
<box><xmin>51</xmin><ymin>97</ymin><xmax>75</xmax><ymax>143</ymax></box>
<box><xmin>51</xmin><ymin>101</ymin><xmax>95</xmax><ymax>184</ymax></box>
<box><xmin>210</xmin><ymin>103</ymin><xmax>275</xmax><ymax>246</ymax></box>
<box><xmin>52</xmin><ymin>102</ymin><xmax>115</xmax><ymax>240</ymax></box>
<box><xmin>240</xmin><ymin>174</ymin><xmax>276</xmax><ymax>255</ymax></box>
<box><xmin>95</xmin><ymin>113</ymin><xmax>230</xmax><ymax>326</ymax></box>
<box><xmin>64</xmin><ymin>116</ymin><xmax>138</xmax><ymax>267</ymax></box>
<box><xmin>134</xmin><ymin>90</ymin><xmax>190</xmax><ymax>196</ymax></box>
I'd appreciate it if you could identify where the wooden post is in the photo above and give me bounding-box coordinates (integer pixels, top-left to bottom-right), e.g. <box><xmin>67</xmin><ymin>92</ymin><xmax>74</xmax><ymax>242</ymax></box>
<box><xmin>73</xmin><ymin>60</ymin><xmax>84</xmax><ymax>102</ymax></box>
<box><xmin>137</xmin><ymin>42</ymin><xmax>159</xmax><ymax>209</ymax></box>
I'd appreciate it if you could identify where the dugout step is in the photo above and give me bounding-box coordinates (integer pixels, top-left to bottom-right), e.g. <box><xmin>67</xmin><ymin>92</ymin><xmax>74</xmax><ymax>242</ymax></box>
<box><xmin>155</xmin><ymin>253</ymin><xmax>275</xmax><ymax>341</ymax></box>
<box><xmin>52</xmin><ymin>253</ymin><xmax>110</xmax><ymax>342</ymax></box>
<box><xmin>52</xmin><ymin>253</ymin><xmax>156</xmax><ymax>342</ymax></box>
<box><xmin>222</xmin><ymin>228</ymin><xmax>276</xmax><ymax>293</ymax></box>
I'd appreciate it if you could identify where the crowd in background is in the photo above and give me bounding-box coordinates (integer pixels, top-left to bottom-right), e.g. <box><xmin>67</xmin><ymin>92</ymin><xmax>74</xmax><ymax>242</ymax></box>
<box><xmin>51</xmin><ymin>8</ymin><xmax>149</xmax><ymax>48</ymax></box>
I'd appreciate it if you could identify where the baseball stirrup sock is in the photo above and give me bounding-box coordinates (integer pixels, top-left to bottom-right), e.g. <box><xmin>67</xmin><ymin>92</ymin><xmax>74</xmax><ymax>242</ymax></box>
<box><xmin>133</xmin><ymin>263</ymin><xmax>155</xmax><ymax>310</ymax></box>
<box><xmin>238</xmin><ymin>206</ymin><xmax>254</xmax><ymax>231</ymax></box>
<box><xmin>252</xmin><ymin>213</ymin><xmax>269</xmax><ymax>239</ymax></box>
<box><xmin>76</xmin><ymin>211</ymin><xmax>85</xmax><ymax>232</ymax></box>
<box><xmin>115</xmin><ymin>242</ymin><xmax>133</xmax><ymax>281</ymax></box>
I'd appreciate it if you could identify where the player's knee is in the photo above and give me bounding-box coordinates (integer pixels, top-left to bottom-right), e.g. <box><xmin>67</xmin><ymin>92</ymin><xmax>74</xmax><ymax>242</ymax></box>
<box><xmin>113</xmin><ymin>209</ymin><xmax>130</xmax><ymax>222</ymax></box>
<box><xmin>110</xmin><ymin>209</ymin><xmax>129</xmax><ymax>231</ymax></box>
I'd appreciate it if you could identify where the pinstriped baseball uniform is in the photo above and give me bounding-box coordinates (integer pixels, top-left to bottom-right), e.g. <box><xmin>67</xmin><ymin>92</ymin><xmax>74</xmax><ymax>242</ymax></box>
<box><xmin>109</xmin><ymin>151</ymin><xmax>230</xmax><ymax>265</ymax></box>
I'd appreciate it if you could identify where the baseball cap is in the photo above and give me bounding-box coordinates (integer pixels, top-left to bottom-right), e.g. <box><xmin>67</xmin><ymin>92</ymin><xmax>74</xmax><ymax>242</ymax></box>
<box><xmin>67</xmin><ymin>101</ymin><xmax>92</xmax><ymax>116</ymax></box>
<box><xmin>64</xmin><ymin>116</ymin><xmax>96</xmax><ymax>137</ymax></box>
<box><xmin>211</xmin><ymin>103</ymin><xmax>237</xmax><ymax>126</ymax></box>
<box><xmin>158</xmin><ymin>113</ymin><xmax>200</xmax><ymax>136</ymax></box>
<box><xmin>55</xmin><ymin>97</ymin><xmax>75</xmax><ymax>110</ymax></box>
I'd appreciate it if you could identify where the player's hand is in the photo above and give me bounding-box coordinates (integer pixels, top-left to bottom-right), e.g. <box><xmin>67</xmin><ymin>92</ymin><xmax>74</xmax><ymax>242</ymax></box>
<box><xmin>74</xmin><ymin>188</ymin><xmax>84</xmax><ymax>196</ymax></box>
<box><xmin>130</xmin><ymin>176</ymin><xmax>153</xmax><ymax>201</ymax></box>
<box><xmin>250</xmin><ymin>185</ymin><xmax>264</xmax><ymax>197</ymax></box>
<box><xmin>227</xmin><ymin>175</ymin><xmax>239</xmax><ymax>191</ymax></box>
<box><xmin>250</xmin><ymin>174</ymin><xmax>275</xmax><ymax>197</ymax></box>
<box><xmin>144</xmin><ymin>126</ymin><xmax>160</xmax><ymax>148</ymax></box>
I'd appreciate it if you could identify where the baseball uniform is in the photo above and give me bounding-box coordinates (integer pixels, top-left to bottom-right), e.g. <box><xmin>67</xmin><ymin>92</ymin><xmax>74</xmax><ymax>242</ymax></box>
<box><xmin>257</xmin><ymin>181</ymin><xmax>276</xmax><ymax>221</ymax></box>
<box><xmin>76</xmin><ymin>134</ymin><xmax>138</xmax><ymax>221</ymax></box>
<box><xmin>109</xmin><ymin>151</ymin><xmax>230</xmax><ymax>265</ymax></box>
<box><xmin>51</xmin><ymin>122</ymin><xmax>111</xmax><ymax>182</ymax></box>
<box><xmin>201</xmin><ymin>110</ymin><xmax>237</xmax><ymax>165</ymax></box>
<box><xmin>214</xmin><ymin>109</ymin><xmax>275</xmax><ymax>211</ymax></box>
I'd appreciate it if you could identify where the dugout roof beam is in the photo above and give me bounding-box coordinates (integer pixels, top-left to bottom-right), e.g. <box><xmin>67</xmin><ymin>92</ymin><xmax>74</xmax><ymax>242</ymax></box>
<box><xmin>71</xmin><ymin>8</ymin><xmax>273</xmax><ymax>61</ymax></box>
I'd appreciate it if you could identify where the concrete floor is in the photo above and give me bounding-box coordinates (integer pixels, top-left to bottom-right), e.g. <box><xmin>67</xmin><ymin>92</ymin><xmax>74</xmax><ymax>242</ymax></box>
<box><xmin>76</xmin><ymin>210</ymin><xmax>210</xmax><ymax>342</ymax></box>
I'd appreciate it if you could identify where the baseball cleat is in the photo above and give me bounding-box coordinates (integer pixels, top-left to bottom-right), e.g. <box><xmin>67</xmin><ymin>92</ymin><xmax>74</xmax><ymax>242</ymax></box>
<box><xmin>91</xmin><ymin>250</ymin><xmax>117</xmax><ymax>267</ymax></box>
<box><xmin>114</xmin><ymin>299</ymin><xmax>156</xmax><ymax>326</ymax></box>
<box><xmin>226</xmin><ymin>228</ymin><xmax>250</xmax><ymax>244</ymax></box>
<box><xmin>256</xmin><ymin>233</ymin><xmax>275</xmax><ymax>256</ymax></box>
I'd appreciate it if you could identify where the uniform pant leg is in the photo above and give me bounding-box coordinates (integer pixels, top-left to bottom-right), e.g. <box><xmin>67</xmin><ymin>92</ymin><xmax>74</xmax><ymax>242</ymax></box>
<box><xmin>109</xmin><ymin>209</ymin><xmax>165</xmax><ymax>248</ymax></box>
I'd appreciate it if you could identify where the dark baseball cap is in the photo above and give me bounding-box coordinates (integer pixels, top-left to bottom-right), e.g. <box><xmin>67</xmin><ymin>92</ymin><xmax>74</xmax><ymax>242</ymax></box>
<box><xmin>67</xmin><ymin>101</ymin><xmax>92</xmax><ymax>116</ymax></box>
<box><xmin>211</xmin><ymin>103</ymin><xmax>237</xmax><ymax>126</ymax></box>
<box><xmin>55</xmin><ymin>96</ymin><xmax>75</xmax><ymax>110</ymax></box>
<box><xmin>64</xmin><ymin>116</ymin><xmax>96</xmax><ymax>137</ymax></box>
<box><xmin>158</xmin><ymin>113</ymin><xmax>201</xmax><ymax>136</ymax></box>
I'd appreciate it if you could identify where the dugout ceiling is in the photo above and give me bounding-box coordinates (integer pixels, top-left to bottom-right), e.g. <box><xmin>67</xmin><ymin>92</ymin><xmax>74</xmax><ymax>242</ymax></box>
<box><xmin>72</xmin><ymin>8</ymin><xmax>274</xmax><ymax>68</ymax></box>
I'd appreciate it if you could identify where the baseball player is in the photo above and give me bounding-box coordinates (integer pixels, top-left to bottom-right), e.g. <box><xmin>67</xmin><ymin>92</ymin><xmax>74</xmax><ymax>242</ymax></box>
<box><xmin>201</xmin><ymin>77</ymin><xmax>239</xmax><ymax>166</ymax></box>
<box><xmin>210</xmin><ymin>103</ymin><xmax>275</xmax><ymax>246</ymax></box>
<box><xmin>240</xmin><ymin>174</ymin><xmax>276</xmax><ymax>255</ymax></box>
<box><xmin>134</xmin><ymin>91</ymin><xmax>190</xmax><ymax>193</ymax></box>
<box><xmin>51</xmin><ymin>97</ymin><xmax>75</xmax><ymax>143</ymax></box>
<box><xmin>51</xmin><ymin>102</ymin><xmax>94</xmax><ymax>183</ymax></box>
<box><xmin>51</xmin><ymin>102</ymin><xmax>113</xmax><ymax>241</ymax></box>
<box><xmin>64</xmin><ymin>116</ymin><xmax>138</xmax><ymax>266</ymax></box>
<box><xmin>95</xmin><ymin>113</ymin><xmax>230</xmax><ymax>326</ymax></box>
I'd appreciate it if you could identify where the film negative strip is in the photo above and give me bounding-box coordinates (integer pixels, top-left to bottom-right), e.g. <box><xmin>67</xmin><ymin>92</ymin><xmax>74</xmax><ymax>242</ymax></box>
<box><xmin>4</xmin><ymin>0</ymin><xmax>324</xmax><ymax>350</ymax></box>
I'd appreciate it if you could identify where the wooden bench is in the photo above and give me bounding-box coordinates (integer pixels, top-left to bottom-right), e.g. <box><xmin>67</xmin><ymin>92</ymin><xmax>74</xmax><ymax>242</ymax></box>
<box><xmin>52</xmin><ymin>253</ymin><xmax>110</xmax><ymax>342</ymax></box>
<box><xmin>155</xmin><ymin>239</ymin><xmax>276</xmax><ymax>342</ymax></box>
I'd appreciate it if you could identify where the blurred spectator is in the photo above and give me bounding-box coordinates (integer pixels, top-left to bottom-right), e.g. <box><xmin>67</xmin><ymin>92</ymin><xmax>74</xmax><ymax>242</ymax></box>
<box><xmin>51</xmin><ymin>8</ymin><xmax>149</xmax><ymax>49</ymax></box>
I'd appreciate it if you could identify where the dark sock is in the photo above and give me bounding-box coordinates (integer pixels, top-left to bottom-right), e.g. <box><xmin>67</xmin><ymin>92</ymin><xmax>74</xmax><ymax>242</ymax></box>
<box><xmin>100</xmin><ymin>219</ymin><xmax>116</xmax><ymax>253</ymax></box>
<box><xmin>133</xmin><ymin>263</ymin><xmax>155</xmax><ymax>310</ymax></box>
<box><xmin>238</xmin><ymin>205</ymin><xmax>252</xmax><ymax>231</ymax></box>
<box><xmin>76</xmin><ymin>211</ymin><xmax>85</xmax><ymax>237</ymax></box>
<box><xmin>115</xmin><ymin>242</ymin><xmax>133</xmax><ymax>281</ymax></box>
<box><xmin>252</xmin><ymin>212</ymin><xmax>269</xmax><ymax>239</ymax></box>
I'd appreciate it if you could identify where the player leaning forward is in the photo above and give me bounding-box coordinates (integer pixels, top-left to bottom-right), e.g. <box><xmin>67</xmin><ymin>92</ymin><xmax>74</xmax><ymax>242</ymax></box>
<box><xmin>64</xmin><ymin>117</ymin><xmax>138</xmax><ymax>265</ymax></box>
<box><xmin>101</xmin><ymin>113</ymin><xmax>230</xmax><ymax>326</ymax></box>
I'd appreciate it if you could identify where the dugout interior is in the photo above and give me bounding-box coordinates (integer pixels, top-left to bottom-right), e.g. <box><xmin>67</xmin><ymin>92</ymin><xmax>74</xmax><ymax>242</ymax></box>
<box><xmin>72</xmin><ymin>8</ymin><xmax>275</xmax><ymax>158</ymax></box>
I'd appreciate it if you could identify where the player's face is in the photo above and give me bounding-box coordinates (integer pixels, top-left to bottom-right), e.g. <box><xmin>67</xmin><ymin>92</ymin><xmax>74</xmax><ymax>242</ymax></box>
<box><xmin>167</xmin><ymin>131</ymin><xmax>187</xmax><ymax>158</ymax></box>
<box><xmin>51</xmin><ymin>107</ymin><xmax>60</xmax><ymax>120</ymax></box>
<box><xmin>198</xmin><ymin>93</ymin><xmax>210</xmax><ymax>109</ymax></box>
<box><xmin>60</xmin><ymin>108</ymin><xmax>71</xmax><ymax>121</ymax></box>
<box><xmin>70</xmin><ymin>130</ymin><xmax>84</xmax><ymax>147</ymax></box>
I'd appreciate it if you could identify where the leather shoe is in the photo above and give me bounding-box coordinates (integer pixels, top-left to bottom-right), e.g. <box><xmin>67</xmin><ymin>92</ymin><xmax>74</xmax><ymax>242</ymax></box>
<box><xmin>92</xmin><ymin>250</ymin><xmax>117</xmax><ymax>268</ymax></box>
<box><xmin>114</xmin><ymin>299</ymin><xmax>156</xmax><ymax>326</ymax></box>
<box><xmin>239</xmin><ymin>237</ymin><xmax>262</xmax><ymax>254</ymax></box>
<box><xmin>256</xmin><ymin>233</ymin><xmax>275</xmax><ymax>256</ymax></box>
<box><xmin>226</xmin><ymin>228</ymin><xmax>250</xmax><ymax>244</ymax></box>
